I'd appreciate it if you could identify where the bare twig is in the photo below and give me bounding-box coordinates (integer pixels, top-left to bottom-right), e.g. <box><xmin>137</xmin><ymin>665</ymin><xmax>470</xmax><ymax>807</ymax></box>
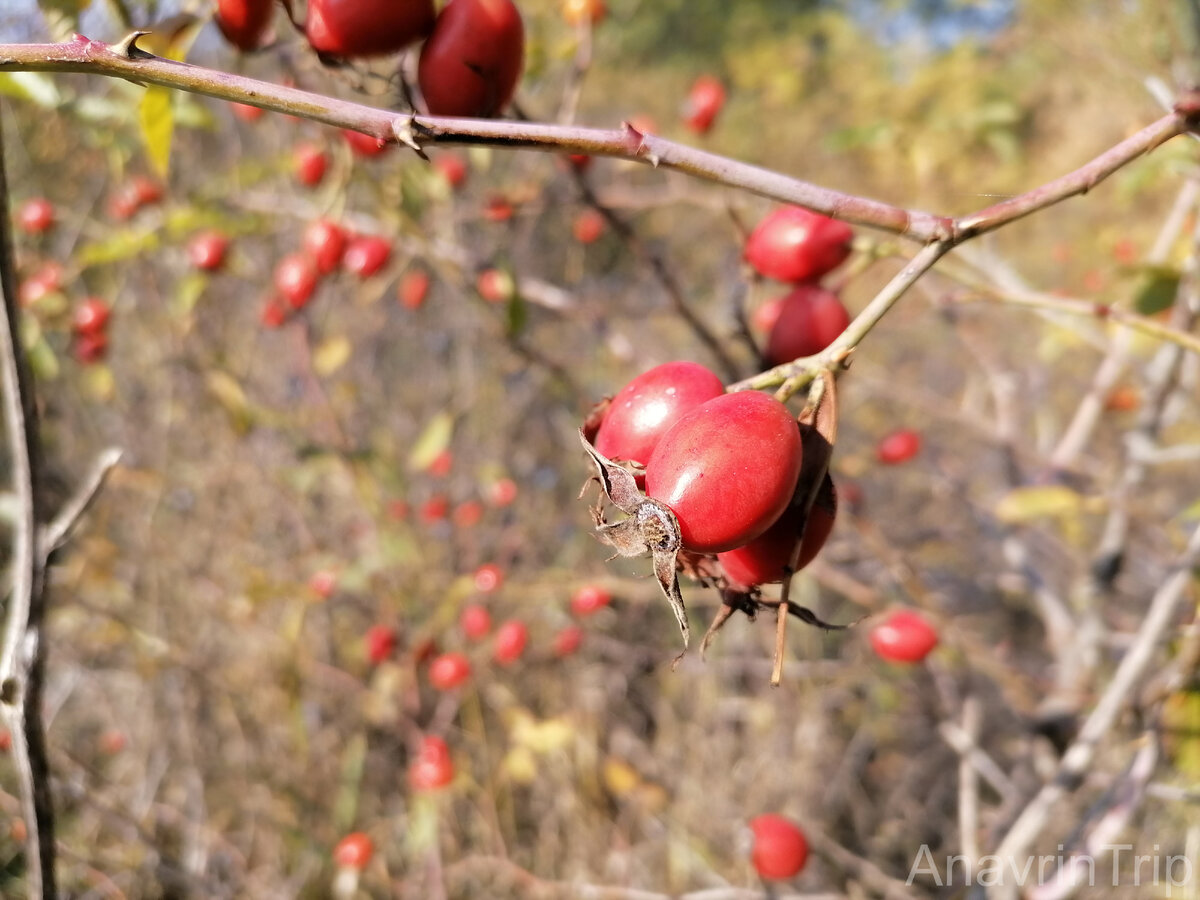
<box><xmin>0</xmin><ymin>103</ymin><xmax>56</xmax><ymax>899</ymax></box>
<box><xmin>42</xmin><ymin>447</ymin><xmax>123</xmax><ymax>552</ymax></box>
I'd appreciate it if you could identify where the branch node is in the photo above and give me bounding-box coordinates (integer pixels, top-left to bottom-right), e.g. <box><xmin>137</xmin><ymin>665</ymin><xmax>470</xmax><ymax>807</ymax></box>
<box><xmin>392</xmin><ymin>114</ymin><xmax>428</xmax><ymax>159</ymax></box>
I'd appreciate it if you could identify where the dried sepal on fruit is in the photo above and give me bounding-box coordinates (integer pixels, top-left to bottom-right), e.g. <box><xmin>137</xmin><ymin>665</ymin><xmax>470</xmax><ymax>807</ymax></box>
<box><xmin>579</xmin><ymin>430</ymin><xmax>689</xmax><ymax>651</ymax></box>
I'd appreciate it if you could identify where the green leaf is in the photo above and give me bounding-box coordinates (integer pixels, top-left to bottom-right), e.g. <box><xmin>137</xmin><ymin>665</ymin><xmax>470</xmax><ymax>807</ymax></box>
<box><xmin>995</xmin><ymin>485</ymin><xmax>1086</xmax><ymax>524</ymax></box>
<box><xmin>77</xmin><ymin>229</ymin><xmax>159</xmax><ymax>268</ymax></box>
<box><xmin>0</xmin><ymin>72</ymin><xmax>62</xmax><ymax>108</ymax></box>
<box><xmin>172</xmin><ymin>272</ymin><xmax>208</xmax><ymax>318</ymax></box>
<box><xmin>1133</xmin><ymin>267</ymin><xmax>1181</xmax><ymax>316</ymax></box>
<box><xmin>206</xmin><ymin>371</ymin><xmax>255</xmax><ymax>433</ymax></box>
<box><xmin>139</xmin><ymin>86</ymin><xmax>174</xmax><ymax>178</ymax></box>
<box><xmin>408</xmin><ymin>412</ymin><xmax>454</xmax><ymax>472</ymax></box>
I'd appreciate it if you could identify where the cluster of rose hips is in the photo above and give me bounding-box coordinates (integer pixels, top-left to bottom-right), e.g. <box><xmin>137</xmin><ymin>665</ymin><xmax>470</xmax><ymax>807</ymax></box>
<box><xmin>216</xmin><ymin>0</ymin><xmax>525</xmax><ymax>120</ymax></box>
<box><xmin>745</xmin><ymin>206</ymin><xmax>855</xmax><ymax>366</ymax></box>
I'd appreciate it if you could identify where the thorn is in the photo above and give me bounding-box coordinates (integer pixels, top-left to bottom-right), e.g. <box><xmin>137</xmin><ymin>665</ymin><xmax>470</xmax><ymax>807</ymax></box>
<box><xmin>392</xmin><ymin>115</ymin><xmax>428</xmax><ymax>159</ymax></box>
<box><xmin>111</xmin><ymin>30</ymin><xmax>154</xmax><ymax>60</ymax></box>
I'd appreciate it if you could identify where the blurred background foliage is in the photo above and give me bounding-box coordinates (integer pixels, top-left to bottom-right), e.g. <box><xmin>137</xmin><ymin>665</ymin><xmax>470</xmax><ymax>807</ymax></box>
<box><xmin>0</xmin><ymin>0</ymin><xmax>1198</xmax><ymax>897</ymax></box>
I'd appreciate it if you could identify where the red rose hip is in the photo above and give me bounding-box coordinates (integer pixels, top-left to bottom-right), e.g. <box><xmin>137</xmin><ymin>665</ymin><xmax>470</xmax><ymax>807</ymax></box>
<box><xmin>418</xmin><ymin>0</ymin><xmax>524</xmax><ymax>118</ymax></box>
<box><xmin>749</xmin><ymin>814</ymin><xmax>809</xmax><ymax>880</ymax></box>
<box><xmin>763</xmin><ymin>285</ymin><xmax>850</xmax><ymax>365</ymax></box>
<box><xmin>869</xmin><ymin>609</ymin><xmax>938</xmax><ymax>663</ymax></box>
<box><xmin>306</xmin><ymin>0</ymin><xmax>435</xmax><ymax>57</ymax></box>
<box><xmin>745</xmin><ymin>206</ymin><xmax>853</xmax><ymax>283</ymax></box>
<box><xmin>645</xmin><ymin>391</ymin><xmax>803</xmax><ymax>554</ymax></box>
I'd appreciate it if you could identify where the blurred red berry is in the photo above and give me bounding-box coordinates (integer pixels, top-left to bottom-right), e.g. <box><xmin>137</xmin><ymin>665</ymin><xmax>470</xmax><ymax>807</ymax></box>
<box><xmin>749</xmin><ymin>814</ymin><xmax>809</xmax><ymax>880</ymax></box>
<box><xmin>459</xmin><ymin>603</ymin><xmax>491</xmax><ymax>641</ymax></box>
<box><xmin>260</xmin><ymin>297</ymin><xmax>289</xmax><ymax>329</ymax></box>
<box><xmin>341</xmin><ymin>128</ymin><xmax>389</xmax><ymax>157</ymax></box>
<box><xmin>399</xmin><ymin>269</ymin><xmax>431</xmax><ymax>310</ymax></box>
<box><xmin>681</xmin><ymin>74</ymin><xmax>725</xmax><ymax>135</ymax></box>
<box><xmin>453</xmin><ymin>500</ymin><xmax>483</xmax><ymax>528</ymax></box>
<box><xmin>570</xmin><ymin>584</ymin><xmax>611</xmax><ymax>617</ymax></box>
<box><xmin>476</xmin><ymin>268</ymin><xmax>513</xmax><ymax>304</ymax></box>
<box><xmin>420</xmin><ymin>495</ymin><xmax>449</xmax><ymax>523</ymax></box>
<box><xmin>428</xmin><ymin>652</ymin><xmax>472</xmax><ymax>690</ymax></box>
<box><xmin>572</xmin><ymin>208</ymin><xmax>605</xmax><ymax>244</ymax></box>
<box><xmin>474</xmin><ymin>563</ymin><xmax>504</xmax><ymax>594</ymax></box>
<box><xmin>308</xmin><ymin>569</ymin><xmax>337</xmax><ymax>600</ymax></box>
<box><xmin>74</xmin><ymin>332</ymin><xmax>108</xmax><ymax>365</ymax></box>
<box><xmin>553</xmin><ymin>624</ymin><xmax>584</xmax><ymax>657</ymax></box>
<box><xmin>483</xmin><ymin>195</ymin><xmax>514</xmax><ymax>222</ymax></box>
<box><xmin>869</xmin><ymin>609</ymin><xmax>938</xmax><ymax>663</ymax></box>
<box><xmin>186</xmin><ymin>230</ymin><xmax>229</xmax><ymax>271</ymax></box>
<box><xmin>73</xmin><ymin>297</ymin><xmax>111</xmax><ymax>337</ymax></box>
<box><xmin>408</xmin><ymin>735</ymin><xmax>454</xmax><ymax>791</ymax></box>
<box><xmin>274</xmin><ymin>253</ymin><xmax>319</xmax><ymax>309</ymax></box>
<box><xmin>493</xmin><ymin>620</ymin><xmax>527</xmax><ymax>665</ymax></box>
<box><xmin>302</xmin><ymin>219</ymin><xmax>347</xmax><ymax>275</ymax></box>
<box><xmin>365</xmin><ymin>624</ymin><xmax>398</xmax><ymax>664</ymax></box>
<box><xmin>876</xmin><ymin>429</ymin><xmax>921</xmax><ymax>465</ymax></box>
<box><xmin>428</xmin><ymin>449</ymin><xmax>453</xmax><ymax>477</ymax></box>
<box><xmin>432</xmin><ymin>152</ymin><xmax>468</xmax><ymax>188</ymax></box>
<box><xmin>333</xmin><ymin>832</ymin><xmax>373</xmax><ymax>870</ymax></box>
<box><xmin>293</xmin><ymin>143</ymin><xmax>329</xmax><ymax>187</ymax></box>
<box><xmin>486</xmin><ymin>477</ymin><xmax>518</xmax><ymax>507</ymax></box>
<box><xmin>343</xmin><ymin>235</ymin><xmax>391</xmax><ymax>278</ymax></box>
<box><xmin>231</xmin><ymin>101</ymin><xmax>265</xmax><ymax>122</ymax></box>
<box><xmin>17</xmin><ymin>197</ymin><xmax>55</xmax><ymax>234</ymax></box>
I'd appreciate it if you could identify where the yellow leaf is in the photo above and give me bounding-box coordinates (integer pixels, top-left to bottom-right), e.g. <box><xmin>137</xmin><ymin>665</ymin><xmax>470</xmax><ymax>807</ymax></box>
<box><xmin>139</xmin><ymin>86</ymin><xmax>174</xmax><ymax>178</ymax></box>
<box><xmin>502</xmin><ymin>746</ymin><xmax>538</xmax><ymax>784</ymax></box>
<box><xmin>511</xmin><ymin>714</ymin><xmax>574</xmax><ymax>754</ymax></box>
<box><xmin>205</xmin><ymin>370</ymin><xmax>254</xmax><ymax>433</ymax></box>
<box><xmin>408</xmin><ymin>411</ymin><xmax>454</xmax><ymax>471</ymax></box>
<box><xmin>995</xmin><ymin>485</ymin><xmax>1085</xmax><ymax>524</ymax></box>
<box><xmin>602</xmin><ymin>757</ymin><xmax>640</xmax><ymax>797</ymax></box>
<box><xmin>313</xmin><ymin>335</ymin><xmax>352</xmax><ymax>376</ymax></box>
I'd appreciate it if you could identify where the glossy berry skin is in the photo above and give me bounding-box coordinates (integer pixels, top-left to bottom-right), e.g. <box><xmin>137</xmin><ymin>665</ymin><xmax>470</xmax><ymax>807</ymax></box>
<box><xmin>342</xmin><ymin>128</ymin><xmax>389</xmax><ymax>157</ymax></box>
<box><xmin>459</xmin><ymin>603</ymin><xmax>492</xmax><ymax>641</ymax></box>
<box><xmin>763</xmin><ymin>285</ymin><xmax>850</xmax><ymax>366</ymax></box>
<box><xmin>474</xmin><ymin>563</ymin><xmax>504</xmax><ymax>594</ymax></box>
<box><xmin>572</xmin><ymin>209</ymin><xmax>605</xmax><ymax>244</ymax></box>
<box><xmin>17</xmin><ymin>198</ymin><xmax>55</xmax><ymax>234</ymax></box>
<box><xmin>398</xmin><ymin>269</ymin><xmax>431</xmax><ymax>309</ymax></box>
<box><xmin>749</xmin><ymin>814</ymin><xmax>809</xmax><ymax>881</ymax></box>
<box><xmin>408</xmin><ymin>735</ymin><xmax>454</xmax><ymax>791</ymax></box>
<box><xmin>343</xmin><ymin>236</ymin><xmax>391</xmax><ymax>278</ymax></box>
<box><xmin>186</xmin><ymin>231</ymin><xmax>229</xmax><ymax>271</ymax></box>
<box><xmin>876</xmin><ymin>428</ymin><xmax>921</xmax><ymax>465</ymax></box>
<box><xmin>486</xmin><ymin>477</ymin><xmax>518</xmax><ymax>507</ymax></box>
<box><xmin>333</xmin><ymin>832</ymin><xmax>374</xmax><ymax>870</ymax></box>
<box><xmin>745</xmin><ymin>206</ymin><xmax>853</xmax><ymax>283</ymax></box>
<box><xmin>293</xmin><ymin>143</ymin><xmax>329</xmax><ymax>187</ymax></box>
<box><xmin>302</xmin><ymin>220</ymin><xmax>347</xmax><ymax>275</ymax></box>
<box><xmin>645</xmin><ymin>391</ymin><xmax>803</xmax><ymax>554</ymax></box>
<box><xmin>429</xmin><ymin>652</ymin><xmax>472</xmax><ymax>690</ymax></box>
<box><xmin>306</xmin><ymin>0</ymin><xmax>435</xmax><ymax>57</ymax></box>
<box><xmin>215</xmin><ymin>0</ymin><xmax>274</xmax><ymax>51</ymax></box>
<box><xmin>74</xmin><ymin>333</ymin><xmax>108</xmax><ymax>365</ymax></box>
<box><xmin>554</xmin><ymin>624</ymin><xmax>584</xmax><ymax>657</ymax></box>
<box><xmin>274</xmin><ymin>254</ymin><xmax>319</xmax><ymax>309</ymax></box>
<box><xmin>418</xmin><ymin>0</ymin><xmax>524</xmax><ymax>118</ymax></box>
<box><xmin>869</xmin><ymin>609</ymin><xmax>938</xmax><ymax>663</ymax></box>
<box><xmin>365</xmin><ymin>624</ymin><xmax>398</xmax><ymax>664</ymax></box>
<box><xmin>432</xmin><ymin>152</ymin><xmax>468</xmax><ymax>188</ymax></box>
<box><xmin>682</xmin><ymin>75</ymin><xmax>725</xmax><ymax>135</ymax></box>
<box><xmin>73</xmin><ymin>298</ymin><xmax>111</xmax><ymax>337</ymax></box>
<box><xmin>570</xmin><ymin>584</ymin><xmax>611</xmax><ymax>617</ymax></box>
<box><xmin>594</xmin><ymin>361</ymin><xmax>725</xmax><ymax>470</ymax></box>
<box><xmin>718</xmin><ymin>475</ymin><xmax>836</xmax><ymax>588</ymax></box>
<box><xmin>493</xmin><ymin>620</ymin><xmax>528</xmax><ymax>665</ymax></box>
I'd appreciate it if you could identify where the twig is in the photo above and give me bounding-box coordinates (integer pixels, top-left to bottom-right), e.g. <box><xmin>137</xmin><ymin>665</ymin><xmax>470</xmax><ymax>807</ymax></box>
<box><xmin>0</xmin><ymin>103</ymin><xmax>56</xmax><ymax>898</ymax></box>
<box><xmin>42</xmin><ymin>447</ymin><xmax>122</xmax><ymax>552</ymax></box>
<box><xmin>992</xmin><ymin>522</ymin><xmax>1200</xmax><ymax>867</ymax></box>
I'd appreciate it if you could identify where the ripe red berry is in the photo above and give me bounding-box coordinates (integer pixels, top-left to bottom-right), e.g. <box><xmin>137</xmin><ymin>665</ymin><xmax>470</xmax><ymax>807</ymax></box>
<box><xmin>483</xmin><ymin>195</ymin><xmax>515</xmax><ymax>223</ymax></box>
<box><xmin>751</xmin><ymin>296</ymin><xmax>785</xmax><ymax>334</ymax></box>
<box><xmin>274</xmin><ymin>253</ymin><xmax>319</xmax><ymax>309</ymax></box>
<box><xmin>681</xmin><ymin>75</ymin><xmax>725</xmax><ymax>135</ymax></box>
<box><xmin>432</xmin><ymin>152</ymin><xmax>468</xmax><ymax>188</ymax></box>
<box><xmin>418</xmin><ymin>0</ymin><xmax>525</xmax><ymax>118</ymax></box>
<box><xmin>293</xmin><ymin>143</ymin><xmax>329</xmax><ymax>187</ymax></box>
<box><xmin>107</xmin><ymin>176</ymin><xmax>163</xmax><ymax>221</ymax></box>
<box><xmin>562</xmin><ymin>0</ymin><xmax>605</xmax><ymax>26</ymax></box>
<box><xmin>428</xmin><ymin>652</ymin><xmax>472</xmax><ymax>690</ymax></box>
<box><xmin>186</xmin><ymin>230</ymin><xmax>229</xmax><ymax>271</ymax></box>
<box><xmin>420</xmin><ymin>494</ymin><xmax>449</xmax><ymax>522</ymax></box>
<box><xmin>302</xmin><ymin>219</ymin><xmax>347</xmax><ymax>275</ymax></box>
<box><xmin>408</xmin><ymin>735</ymin><xmax>454</xmax><ymax>791</ymax></box>
<box><xmin>333</xmin><ymin>832</ymin><xmax>373</xmax><ymax>870</ymax></box>
<box><xmin>486</xmin><ymin>477</ymin><xmax>518</xmax><ymax>507</ymax></box>
<box><xmin>215</xmin><ymin>0</ymin><xmax>274</xmax><ymax>50</ymax></box>
<box><xmin>570</xmin><ymin>584</ymin><xmax>611</xmax><ymax>617</ymax></box>
<box><xmin>763</xmin><ymin>285</ymin><xmax>850</xmax><ymax>366</ymax></box>
<box><xmin>645</xmin><ymin>392</ymin><xmax>803</xmax><ymax>554</ymax></box>
<box><xmin>398</xmin><ymin>269</ymin><xmax>431</xmax><ymax>310</ymax></box>
<box><xmin>74</xmin><ymin>332</ymin><xmax>108</xmax><ymax>365</ymax></box>
<box><xmin>869</xmin><ymin>609</ymin><xmax>938</xmax><ymax>663</ymax></box>
<box><xmin>473</xmin><ymin>563</ymin><xmax>504</xmax><ymax>594</ymax></box>
<box><xmin>453</xmin><ymin>500</ymin><xmax>483</xmax><ymax>528</ymax></box>
<box><xmin>341</xmin><ymin>128</ymin><xmax>389</xmax><ymax>157</ymax></box>
<box><xmin>553</xmin><ymin>624</ymin><xmax>584</xmax><ymax>657</ymax></box>
<box><xmin>749</xmin><ymin>814</ymin><xmax>809</xmax><ymax>881</ymax></box>
<box><xmin>718</xmin><ymin>476</ymin><xmax>837</xmax><ymax>589</ymax></box>
<box><xmin>231</xmin><ymin>101</ymin><xmax>264</xmax><ymax>122</ymax></box>
<box><xmin>459</xmin><ymin>603</ymin><xmax>492</xmax><ymax>641</ymax></box>
<box><xmin>572</xmin><ymin>209</ymin><xmax>605</xmax><ymax>244</ymax></box>
<box><xmin>567</xmin><ymin>153</ymin><xmax>592</xmax><ymax>171</ymax></box>
<box><xmin>19</xmin><ymin>262</ymin><xmax>64</xmax><ymax>307</ymax></box>
<box><xmin>875</xmin><ymin>428</ymin><xmax>921</xmax><ymax>465</ymax></box>
<box><xmin>17</xmin><ymin>198</ymin><xmax>55</xmax><ymax>234</ymax></box>
<box><xmin>593</xmin><ymin>361</ymin><xmax>725</xmax><ymax>470</ymax></box>
<box><xmin>745</xmin><ymin>206</ymin><xmax>853</xmax><ymax>284</ymax></box>
<box><xmin>306</xmin><ymin>0</ymin><xmax>435</xmax><ymax>57</ymax></box>
<box><xmin>476</xmin><ymin>268</ymin><xmax>513</xmax><ymax>303</ymax></box>
<box><xmin>308</xmin><ymin>569</ymin><xmax>337</xmax><ymax>600</ymax></box>
<box><xmin>343</xmin><ymin>235</ymin><xmax>391</xmax><ymax>278</ymax></box>
<box><xmin>428</xmin><ymin>449</ymin><xmax>453</xmax><ymax>477</ymax></box>
<box><xmin>493</xmin><ymin>619</ymin><xmax>528</xmax><ymax>665</ymax></box>
<box><xmin>73</xmin><ymin>297</ymin><xmax>111</xmax><ymax>337</ymax></box>
<box><xmin>98</xmin><ymin>730</ymin><xmax>127</xmax><ymax>755</ymax></box>
<box><xmin>365</xmin><ymin>624</ymin><xmax>398</xmax><ymax>664</ymax></box>
<box><xmin>130</xmin><ymin>175</ymin><xmax>164</xmax><ymax>207</ymax></box>
<box><xmin>260</xmin><ymin>297</ymin><xmax>289</xmax><ymax>329</ymax></box>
